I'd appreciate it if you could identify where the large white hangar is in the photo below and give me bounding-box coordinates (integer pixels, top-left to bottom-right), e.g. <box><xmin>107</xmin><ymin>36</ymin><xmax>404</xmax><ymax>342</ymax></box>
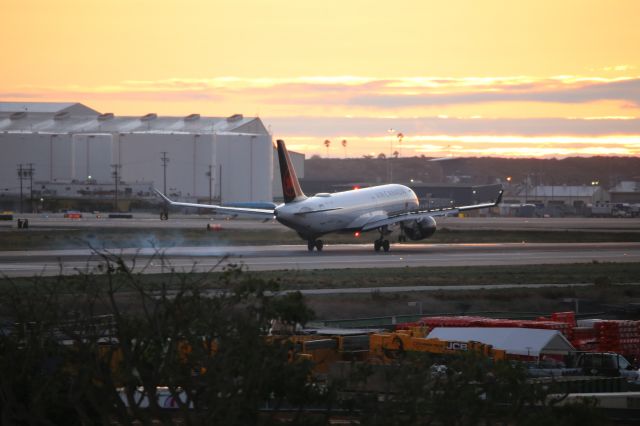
<box><xmin>0</xmin><ymin>102</ymin><xmax>303</xmax><ymax>205</ymax></box>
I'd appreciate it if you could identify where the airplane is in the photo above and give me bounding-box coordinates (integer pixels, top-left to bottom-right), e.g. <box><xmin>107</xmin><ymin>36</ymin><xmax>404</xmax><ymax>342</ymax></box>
<box><xmin>154</xmin><ymin>139</ymin><xmax>503</xmax><ymax>252</ymax></box>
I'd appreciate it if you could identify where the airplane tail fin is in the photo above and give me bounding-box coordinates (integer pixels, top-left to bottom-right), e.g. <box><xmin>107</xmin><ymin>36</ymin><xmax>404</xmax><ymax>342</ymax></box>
<box><xmin>276</xmin><ymin>139</ymin><xmax>306</xmax><ymax>203</ymax></box>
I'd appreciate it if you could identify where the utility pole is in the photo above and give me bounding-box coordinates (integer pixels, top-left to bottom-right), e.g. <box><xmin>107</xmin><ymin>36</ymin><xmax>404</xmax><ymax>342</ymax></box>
<box><xmin>26</xmin><ymin>163</ymin><xmax>34</xmax><ymax>213</ymax></box>
<box><xmin>387</xmin><ymin>129</ymin><xmax>395</xmax><ymax>183</ymax></box>
<box><xmin>111</xmin><ymin>164</ymin><xmax>121</xmax><ymax>212</ymax></box>
<box><xmin>160</xmin><ymin>152</ymin><xmax>169</xmax><ymax>194</ymax></box>
<box><xmin>17</xmin><ymin>164</ymin><xmax>24</xmax><ymax>213</ymax></box>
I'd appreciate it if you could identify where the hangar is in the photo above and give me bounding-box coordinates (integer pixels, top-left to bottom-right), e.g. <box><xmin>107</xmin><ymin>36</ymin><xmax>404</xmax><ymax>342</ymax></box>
<box><xmin>0</xmin><ymin>102</ymin><xmax>302</xmax><ymax>208</ymax></box>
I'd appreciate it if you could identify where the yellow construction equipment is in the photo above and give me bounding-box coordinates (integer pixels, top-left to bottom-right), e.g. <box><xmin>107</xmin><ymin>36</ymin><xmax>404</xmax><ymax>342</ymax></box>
<box><xmin>369</xmin><ymin>329</ymin><xmax>506</xmax><ymax>362</ymax></box>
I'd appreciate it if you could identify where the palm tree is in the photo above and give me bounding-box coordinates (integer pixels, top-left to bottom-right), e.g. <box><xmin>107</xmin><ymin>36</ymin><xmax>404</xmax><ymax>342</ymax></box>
<box><xmin>397</xmin><ymin>132</ymin><xmax>404</xmax><ymax>157</ymax></box>
<box><xmin>324</xmin><ymin>139</ymin><xmax>331</xmax><ymax>157</ymax></box>
<box><xmin>341</xmin><ymin>139</ymin><xmax>347</xmax><ymax>158</ymax></box>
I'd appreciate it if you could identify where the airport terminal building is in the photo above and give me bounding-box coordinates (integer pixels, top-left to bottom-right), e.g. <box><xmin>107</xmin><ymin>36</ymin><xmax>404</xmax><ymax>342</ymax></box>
<box><xmin>0</xmin><ymin>102</ymin><xmax>302</xmax><ymax>208</ymax></box>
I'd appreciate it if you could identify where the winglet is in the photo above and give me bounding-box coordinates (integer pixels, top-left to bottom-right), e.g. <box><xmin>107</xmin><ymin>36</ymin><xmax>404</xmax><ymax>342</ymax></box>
<box><xmin>495</xmin><ymin>189</ymin><xmax>504</xmax><ymax>205</ymax></box>
<box><xmin>276</xmin><ymin>139</ymin><xmax>306</xmax><ymax>203</ymax></box>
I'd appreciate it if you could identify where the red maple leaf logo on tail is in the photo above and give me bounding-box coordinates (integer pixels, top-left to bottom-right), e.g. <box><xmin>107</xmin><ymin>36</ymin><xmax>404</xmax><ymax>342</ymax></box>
<box><xmin>283</xmin><ymin>170</ymin><xmax>295</xmax><ymax>198</ymax></box>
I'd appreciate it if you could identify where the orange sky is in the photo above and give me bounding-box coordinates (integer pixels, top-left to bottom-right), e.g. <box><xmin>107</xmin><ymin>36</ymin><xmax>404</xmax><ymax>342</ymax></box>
<box><xmin>1</xmin><ymin>0</ymin><xmax>639</xmax><ymax>158</ymax></box>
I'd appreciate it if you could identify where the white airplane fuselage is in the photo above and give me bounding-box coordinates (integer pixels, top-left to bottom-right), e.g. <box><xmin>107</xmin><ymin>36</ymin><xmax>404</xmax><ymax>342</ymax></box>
<box><xmin>274</xmin><ymin>184</ymin><xmax>419</xmax><ymax>238</ymax></box>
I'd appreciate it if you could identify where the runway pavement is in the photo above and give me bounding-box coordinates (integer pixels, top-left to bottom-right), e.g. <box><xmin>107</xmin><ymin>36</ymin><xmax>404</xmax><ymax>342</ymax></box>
<box><xmin>0</xmin><ymin>242</ymin><xmax>638</xmax><ymax>277</ymax></box>
<box><xmin>1</xmin><ymin>213</ymin><xmax>640</xmax><ymax>232</ymax></box>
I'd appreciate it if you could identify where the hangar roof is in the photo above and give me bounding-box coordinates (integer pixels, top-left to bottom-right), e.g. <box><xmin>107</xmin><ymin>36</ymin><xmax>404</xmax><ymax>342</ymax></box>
<box><xmin>0</xmin><ymin>102</ymin><xmax>268</xmax><ymax>135</ymax></box>
<box><xmin>0</xmin><ymin>102</ymin><xmax>99</xmax><ymax>115</ymax></box>
<box><xmin>428</xmin><ymin>327</ymin><xmax>575</xmax><ymax>356</ymax></box>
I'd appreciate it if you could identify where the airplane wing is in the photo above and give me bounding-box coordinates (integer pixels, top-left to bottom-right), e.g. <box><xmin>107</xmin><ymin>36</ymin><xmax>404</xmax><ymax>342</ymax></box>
<box><xmin>154</xmin><ymin>189</ymin><xmax>276</xmax><ymax>219</ymax></box>
<box><xmin>361</xmin><ymin>189</ymin><xmax>503</xmax><ymax>231</ymax></box>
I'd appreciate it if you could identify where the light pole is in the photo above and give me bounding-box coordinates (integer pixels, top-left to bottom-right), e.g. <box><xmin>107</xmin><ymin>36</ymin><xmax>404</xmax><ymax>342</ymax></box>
<box><xmin>387</xmin><ymin>128</ymin><xmax>395</xmax><ymax>157</ymax></box>
<box><xmin>387</xmin><ymin>129</ymin><xmax>395</xmax><ymax>182</ymax></box>
<box><xmin>160</xmin><ymin>151</ymin><xmax>169</xmax><ymax>194</ymax></box>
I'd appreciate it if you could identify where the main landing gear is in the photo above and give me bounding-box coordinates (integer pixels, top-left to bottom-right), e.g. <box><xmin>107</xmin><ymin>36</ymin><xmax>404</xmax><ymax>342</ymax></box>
<box><xmin>374</xmin><ymin>226</ymin><xmax>391</xmax><ymax>252</ymax></box>
<box><xmin>374</xmin><ymin>239</ymin><xmax>390</xmax><ymax>252</ymax></box>
<box><xmin>307</xmin><ymin>239</ymin><xmax>324</xmax><ymax>252</ymax></box>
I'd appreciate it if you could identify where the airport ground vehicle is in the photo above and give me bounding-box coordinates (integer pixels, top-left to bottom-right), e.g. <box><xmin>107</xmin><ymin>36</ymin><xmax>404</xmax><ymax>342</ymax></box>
<box><xmin>575</xmin><ymin>352</ymin><xmax>640</xmax><ymax>380</ymax></box>
<box><xmin>527</xmin><ymin>352</ymin><xmax>640</xmax><ymax>382</ymax></box>
<box><xmin>368</xmin><ymin>329</ymin><xmax>506</xmax><ymax>362</ymax></box>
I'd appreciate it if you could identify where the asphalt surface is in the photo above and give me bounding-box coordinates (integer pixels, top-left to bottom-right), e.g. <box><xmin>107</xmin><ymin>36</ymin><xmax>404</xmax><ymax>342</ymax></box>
<box><xmin>1</xmin><ymin>242</ymin><xmax>638</xmax><ymax>277</ymax></box>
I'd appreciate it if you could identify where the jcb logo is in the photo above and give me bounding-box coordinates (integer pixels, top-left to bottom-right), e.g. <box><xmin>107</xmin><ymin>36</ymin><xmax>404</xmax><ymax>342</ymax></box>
<box><xmin>446</xmin><ymin>342</ymin><xmax>468</xmax><ymax>351</ymax></box>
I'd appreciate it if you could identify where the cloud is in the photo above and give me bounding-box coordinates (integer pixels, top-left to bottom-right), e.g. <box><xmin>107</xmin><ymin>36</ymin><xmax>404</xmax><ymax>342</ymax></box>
<box><xmin>264</xmin><ymin>116</ymin><xmax>640</xmax><ymax>137</ymax></box>
<box><xmin>6</xmin><ymin>75</ymin><xmax>640</xmax><ymax>110</ymax></box>
<box><xmin>4</xmin><ymin>74</ymin><xmax>640</xmax><ymax>158</ymax></box>
<box><xmin>0</xmin><ymin>92</ymin><xmax>46</xmax><ymax>99</ymax></box>
<box><xmin>349</xmin><ymin>78</ymin><xmax>640</xmax><ymax>108</ymax></box>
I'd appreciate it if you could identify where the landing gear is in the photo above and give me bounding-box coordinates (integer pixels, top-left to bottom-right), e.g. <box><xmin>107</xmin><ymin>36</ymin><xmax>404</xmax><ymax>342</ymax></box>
<box><xmin>307</xmin><ymin>239</ymin><xmax>324</xmax><ymax>252</ymax></box>
<box><xmin>374</xmin><ymin>226</ymin><xmax>391</xmax><ymax>252</ymax></box>
<box><xmin>160</xmin><ymin>211</ymin><xmax>169</xmax><ymax>220</ymax></box>
<box><xmin>374</xmin><ymin>238</ymin><xmax>390</xmax><ymax>252</ymax></box>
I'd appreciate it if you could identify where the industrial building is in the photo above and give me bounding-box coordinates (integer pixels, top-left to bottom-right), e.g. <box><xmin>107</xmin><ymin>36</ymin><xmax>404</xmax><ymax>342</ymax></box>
<box><xmin>609</xmin><ymin>181</ymin><xmax>640</xmax><ymax>204</ymax></box>
<box><xmin>0</xmin><ymin>102</ymin><xmax>303</xmax><ymax>209</ymax></box>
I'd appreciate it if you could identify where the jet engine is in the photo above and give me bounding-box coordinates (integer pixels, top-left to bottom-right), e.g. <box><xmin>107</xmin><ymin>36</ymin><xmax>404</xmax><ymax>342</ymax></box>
<box><xmin>401</xmin><ymin>216</ymin><xmax>437</xmax><ymax>241</ymax></box>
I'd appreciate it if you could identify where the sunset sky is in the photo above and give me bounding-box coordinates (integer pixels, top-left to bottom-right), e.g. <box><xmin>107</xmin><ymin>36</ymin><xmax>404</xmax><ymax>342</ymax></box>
<box><xmin>2</xmin><ymin>0</ymin><xmax>639</xmax><ymax>158</ymax></box>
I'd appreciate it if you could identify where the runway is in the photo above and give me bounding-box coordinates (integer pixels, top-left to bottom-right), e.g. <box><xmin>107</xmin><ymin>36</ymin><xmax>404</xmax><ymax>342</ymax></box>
<box><xmin>2</xmin><ymin>213</ymin><xmax>640</xmax><ymax>232</ymax></box>
<box><xmin>0</xmin><ymin>242</ymin><xmax>638</xmax><ymax>277</ymax></box>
